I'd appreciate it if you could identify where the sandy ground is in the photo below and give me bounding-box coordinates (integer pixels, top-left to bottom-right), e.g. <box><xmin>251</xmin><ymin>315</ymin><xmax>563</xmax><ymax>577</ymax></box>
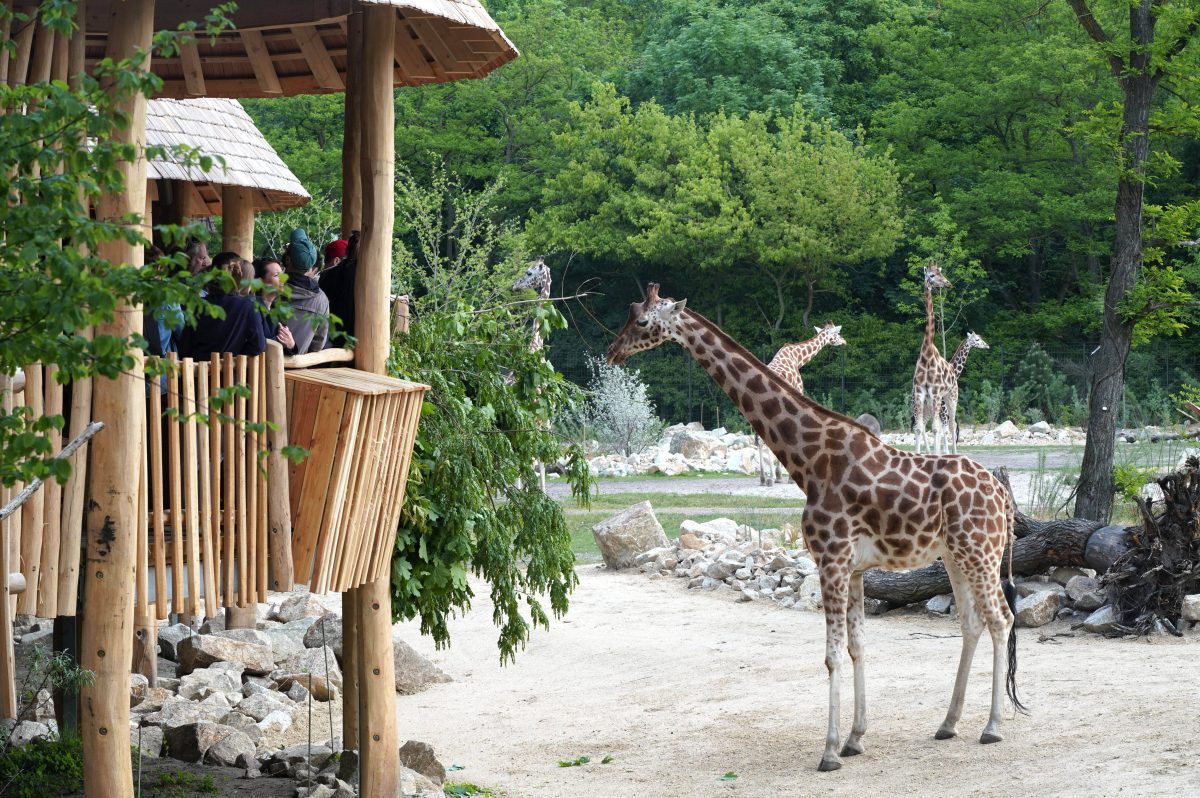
<box><xmin>393</xmin><ymin>568</ymin><xmax>1200</xmax><ymax>798</ymax></box>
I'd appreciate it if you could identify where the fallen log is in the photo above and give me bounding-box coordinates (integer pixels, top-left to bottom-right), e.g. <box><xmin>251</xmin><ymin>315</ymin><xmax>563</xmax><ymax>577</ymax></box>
<box><xmin>863</xmin><ymin>512</ymin><xmax>1127</xmax><ymax>605</ymax></box>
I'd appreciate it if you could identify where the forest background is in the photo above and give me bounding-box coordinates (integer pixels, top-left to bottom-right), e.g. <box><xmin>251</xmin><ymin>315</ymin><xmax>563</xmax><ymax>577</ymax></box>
<box><xmin>242</xmin><ymin>0</ymin><xmax>1200</xmax><ymax>434</ymax></box>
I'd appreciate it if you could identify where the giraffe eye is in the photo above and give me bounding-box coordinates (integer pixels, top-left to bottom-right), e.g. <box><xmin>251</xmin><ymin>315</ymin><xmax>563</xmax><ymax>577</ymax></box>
<box><xmin>637</xmin><ymin>318</ymin><xmax>649</xmax><ymax>328</ymax></box>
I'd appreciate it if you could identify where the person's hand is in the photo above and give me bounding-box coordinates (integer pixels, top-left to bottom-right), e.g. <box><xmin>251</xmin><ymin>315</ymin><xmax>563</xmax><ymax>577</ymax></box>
<box><xmin>276</xmin><ymin>324</ymin><xmax>295</xmax><ymax>349</ymax></box>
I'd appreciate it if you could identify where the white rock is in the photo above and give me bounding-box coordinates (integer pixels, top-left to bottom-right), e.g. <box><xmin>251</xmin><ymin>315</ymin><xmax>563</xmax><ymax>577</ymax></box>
<box><xmin>925</xmin><ymin>594</ymin><xmax>954</xmax><ymax>614</ymax></box>
<box><xmin>1083</xmin><ymin>605</ymin><xmax>1121</xmax><ymax>634</ymax></box>
<box><xmin>1015</xmin><ymin>591</ymin><xmax>1060</xmax><ymax>628</ymax></box>
<box><xmin>591</xmin><ymin>502</ymin><xmax>669</xmax><ymax>570</ymax></box>
<box><xmin>995</xmin><ymin>420</ymin><xmax>1020</xmax><ymax>439</ymax></box>
<box><xmin>1181</xmin><ymin>594</ymin><xmax>1200</xmax><ymax>622</ymax></box>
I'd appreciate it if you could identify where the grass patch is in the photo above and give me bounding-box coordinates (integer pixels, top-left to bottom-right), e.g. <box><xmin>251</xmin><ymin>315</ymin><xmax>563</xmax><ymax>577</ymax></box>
<box><xmin>581</xmin><ymin>492</ymin><xmax>801</xmax><ymax>511</ymax></box>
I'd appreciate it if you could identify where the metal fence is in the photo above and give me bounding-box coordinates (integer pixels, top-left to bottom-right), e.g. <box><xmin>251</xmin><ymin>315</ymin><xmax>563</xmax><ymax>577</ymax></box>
<box><xmin>550</xmin><ymin>339</ymin><xmax>1200</xmax><ymax>432</ymax></box>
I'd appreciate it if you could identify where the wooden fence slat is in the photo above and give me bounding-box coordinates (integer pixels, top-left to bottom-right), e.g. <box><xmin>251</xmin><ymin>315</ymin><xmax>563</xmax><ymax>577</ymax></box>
<box><xmin>58</xmin><ymin>369</ymin><xmax>92</xmax><ymax>616</ymax></box>
<box><xmin>256</xmin><ymin>358</ymin><xmax>269</xmax><ymax>604</ymax></box>
<box><xmin>222</xmin><ymin>353</ymin><xmax>235</xmax><ymax>607</ymax></box>
<box><xmin>18</xmin><ymin>365</ymin><xmax>44</xmax><ymax>615</ymax></box>
<box><xmin>134</xmin><ymin>404</ymin><xmax>155</xmax><ymax>683</ymax></box>
<box><xmin>167</xmin><ymin>353</ymin><xmax>184</xmax><ymax>615</ymax></box>
<box><xmin>197</xmin><ymin>363</ymin><xmax>217</xmax><ymax>619</ymax></box>
<box><xmin>311</xmin><ymin>393</ymin><xmax>362</xmax><ymax>592</ymax></box>
<box><xmin>149</xmin><ymin>367</ymin><xmax>167</xmax><ymax>620</ymax></box>
<box><xmin>182</xmin><ymin>358</ymin><xmax>202</xmax><ymax>616</ymax></box>
<box><xmin>0</xmin><ymin>375</ymin><xmax>18</xmax><ymax>717</ymax></box>
<box><xmin>235</xmin><ymin>356</ymin><xmax>249</xmax><ymax>606</ymax></box>
<box><xmin>291</xmin><ymin>386</ymin><xmax>346</xmax><ymax>584</ymax></box>
<box><xmin>37</xmin><ymin>366</ymin><xmax>63</xmax><ymax>616</ymax></box>
<box><xmin>246</xmin><ymin>356</ymin><xmax>260</xmax><ymax>603</ymax></box>
<box><xmin>264</xmin><ymin>342</ymin><xmax>293</xmax><ymax>592</ymax></box>
<box><xmin>209</xmin><ymin>354</ymin><xmax>223</xmax><ymax>606</ymax></box>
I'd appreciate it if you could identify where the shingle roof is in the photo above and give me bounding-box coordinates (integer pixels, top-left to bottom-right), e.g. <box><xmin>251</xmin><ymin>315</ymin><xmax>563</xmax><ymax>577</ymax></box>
<box><xmin>145</xmin><ymin>98</ymin><xmax>309</xmax><ymax>212</ymax></box>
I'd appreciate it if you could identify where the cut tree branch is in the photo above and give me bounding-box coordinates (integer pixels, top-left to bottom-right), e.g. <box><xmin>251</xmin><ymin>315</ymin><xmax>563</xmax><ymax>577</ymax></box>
<box><xmin>0</xmin><ymin>421</ymin><xmax>104</xmax><ymax>522</ymax></box>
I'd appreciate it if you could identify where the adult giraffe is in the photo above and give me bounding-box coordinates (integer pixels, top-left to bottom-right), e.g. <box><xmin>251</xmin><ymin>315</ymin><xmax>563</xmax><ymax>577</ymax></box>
<box><xmin>606</xmin><ymin>284</ymin><xmax>1025</xmax><ymax>772</ymax></box>
<box><xmin>758</xmin><ymin>322</ymin><xmax>847</xmax><ymax>486</ymax></box>
<box><xmin>912</xmin><ymin>261</ymin><xmax>955</xmax><ymax>453</ymax></box>
<box><xmin>939</xmin><ymin>331</ymin><xmax>990</xmax><ymax>454</ymax></box>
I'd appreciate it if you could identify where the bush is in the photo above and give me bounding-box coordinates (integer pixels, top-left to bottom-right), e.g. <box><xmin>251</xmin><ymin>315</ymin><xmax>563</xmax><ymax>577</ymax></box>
<box><xmin>583</xmin><ymin>355</ymin><xmax>665</xmax><ymax>456</ymax></box>
<box><xmin>0</xmin><ymin>734</ymin><xmax>83</xmax><ymax>797</ymax></box>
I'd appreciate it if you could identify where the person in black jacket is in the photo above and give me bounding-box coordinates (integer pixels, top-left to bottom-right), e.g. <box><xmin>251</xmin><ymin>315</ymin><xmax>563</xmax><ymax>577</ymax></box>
<box><xmin>177</xmin><ymin>251</ymin><xmax>266</xmax><ymax>359</ymax></box>
<box><xmin>319</xmin><ymin>230</ymin><xmax>358</xmax><ymax>346</ymax></box>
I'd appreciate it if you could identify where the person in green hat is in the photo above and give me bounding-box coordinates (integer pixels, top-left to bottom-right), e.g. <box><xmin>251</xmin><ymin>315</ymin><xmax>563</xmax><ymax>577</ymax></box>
<box><xmin>282</xmin><ymin>228</ymin><xmax>330</xmax><ymax>354</ymax></box>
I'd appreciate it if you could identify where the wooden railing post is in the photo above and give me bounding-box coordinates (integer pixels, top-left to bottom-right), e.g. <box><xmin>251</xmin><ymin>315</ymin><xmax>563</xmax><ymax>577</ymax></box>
<box><xmin>264</xmin><ymin>341</ymin><xmax>294</xmax><ymax>591</ymax></box>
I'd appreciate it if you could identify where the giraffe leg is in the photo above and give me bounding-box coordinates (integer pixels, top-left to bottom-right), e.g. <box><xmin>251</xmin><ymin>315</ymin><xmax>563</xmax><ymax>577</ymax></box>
<box><xmin>757</xmin><ymin>434</ymin><xmax>768</xmax><ymax>486</ymax></box>
<box><xmin>956</xmin><ymin>562</ymin><xmax>1014</xmax><ymax>744</ymax></box>
<box><xmin>840</xmin><ymin>571</ymin><xmax>867</xmax><ymax>757</ymax></box>
<box><xmin>912</xmin><ymin>390</ymin><xmax>925</xmax><ymax>453</ymax></box>
<box><xmin>538</xmin><ymin>459</ymin><xmax>546</xmax><ymax>492</ymax></box>
<box><xmin>935</xmin><ymin>556</ymin><xmax>983</xmax><ymax>740</ymax></box>
<box><xmin>816</xmin><ymin>565</ymin><xmax>850</xmax><ymax>772</ymax></box>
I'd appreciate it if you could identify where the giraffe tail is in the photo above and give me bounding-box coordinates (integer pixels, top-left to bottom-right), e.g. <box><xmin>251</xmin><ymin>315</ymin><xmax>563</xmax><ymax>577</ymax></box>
<box><xmin>996</xmin><ymin>467</ymin><xmax>1029</xmax><ymax>714</ymax></box>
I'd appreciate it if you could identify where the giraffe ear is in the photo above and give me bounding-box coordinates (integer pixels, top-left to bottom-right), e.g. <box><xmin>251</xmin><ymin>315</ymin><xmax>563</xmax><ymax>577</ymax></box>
<box><xmin>664</xmin><ymin>298</ymin><xmax>687</xmax><ymax>318</ymax></box>
<box><xmin>814</xmin><ymin>326</ymin><xmax>822</xmax><ymax>334</ymax></box>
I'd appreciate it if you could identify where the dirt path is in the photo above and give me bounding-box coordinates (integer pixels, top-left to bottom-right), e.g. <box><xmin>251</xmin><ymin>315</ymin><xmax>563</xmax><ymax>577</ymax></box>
<box><xmin>394</xmin><ymin>568</ymin><xmax>1199</xmax><ymax>798</ymax></box>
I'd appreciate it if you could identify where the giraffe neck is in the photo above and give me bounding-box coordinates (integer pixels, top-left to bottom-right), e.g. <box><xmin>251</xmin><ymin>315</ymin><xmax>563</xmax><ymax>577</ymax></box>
<box><xmin>923</xmin><ymin>283</ymin><xmax>938</xmax><ymax>354</ymax></box>
<box><xmin>672</xmin><ymin>311</ymin><xmax>874</xmax><ymax>483</ymax></box>
<box><xmin>950</xmin><ymin>339</ymin><xmax>972</xmax><ymax>377</ymax></box>
<box><xmin>528</xmin><ymin>283</ymin><xmax>550</xmax><ymax>353</ymax></box>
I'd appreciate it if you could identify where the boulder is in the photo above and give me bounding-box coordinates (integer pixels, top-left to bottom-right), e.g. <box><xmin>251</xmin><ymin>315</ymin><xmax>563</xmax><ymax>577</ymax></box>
<box><xmin>216</xmin><ymin>628</ymin><xmax>272</xmax><ymax>648</ymax></box>
<box><xmin>271</xmin><ymin>591</ymin><xmax>330</xmax><ymax>624</ymax></box>
<box><xmin>274</xmin><ymin>646</ymin><xmax>342</xmax><ymax>689</ymax></box>
<box><xmin>1015</xmin><ymin>591</ymin><xmax>1061</xmax><ymax>628</ymax></box>
<box><xmin>925</xmin><ymin>594</ymin><xmax>954</xmax><ymax>614</ymax></box>
<box><xmin>273</xmin><ymin>673</ymin><xmax>338</xmax><ymax>702</ymax></box>
<box><xmin>302</xmin><ymin>613</ymin><xmax>344</xmax><ymax>659</ymax></box>
<box><xmin>398</xmin><ymin>739</ymin><xmax>446</xmax><ymax>784</ymax></box>
<box><xmin>1065</xmin><ymin>575</ymin><xmax>1101</xmax><ymax>602</ymax></box>
<box><xmin>1029</xmin><ymin>420</ymin><xmax>1052</xmax><ymax>435</ymax></box>
<box><xmin>234</xmin><ymin>692</ymin><xmax>295</xmax><ymax>723</ymax></box>
<box><xmin>1073</xmin><ymin>588</ymin><xmax>1107</xmax><ymax>612</ymax></box>
<box><xmin>669</xmin><ymin>430</ymin><xmax>726</xmax><ymax>460</ymax></box>
<box><xmin>1083</xmin><ymin>605</ymin><xmax>1121</xmax><ymax>634</ymax></box>
<box><xmin>165</xmin><ymin>721</ymin><xmax>256</xmax><ymax>765</ymax></box>
<box><xmin>218</xmin><ymin>711</ymin><xmax>263</xmax><ymax>744</ymax></box>
<box><xmin>140</xmin><ymin>696</ymin><xmax>230</xmax><ymax>730</ymax></box>
<box><xmin>131</xmin><ymin>686</ymin><xmax>174</xmax><ymax>713</ymax></box>
<box><xmin>995</xmin><ymin>420</ymin><xmax>1020</xmax><ymax>439</ymax></box>
<box><xmin>699</xmin><ymin>518</ymin><xmax>739</xmax><ymax>542</ymax></box>
<box><xmin>401</xmin><ymin>767</ymin><xmax>444</xmax><ymax>798</ymax></box>
<box><xmin>8</xmin><ymin>721</ymin><xmax>51</xmax><ymax>748</ymax></box>
<box><xmin>591</xmin><ymin>502</ymin><xmax>669</xmax><ymax>570</ymax></box>
<box><xmin>130</xmin><ymin>723</ymin><xmax>163</xmax><ymax>758</ymax></box>
<box><xmin>176</xmin><ymin>634</ymin><xmax>275</xmax><ymax>676</ymax></box>
<box><xmin>158</xmin><ymin>623</ymin><xmax>195</xmax><ymax>661</ymax></box>
<box><xmin>1182</xmin><ymin>594</ymin><xmax>1200</xmax><ymax>622</ymax></box>
<box><xmin>177</xmin><ymin>664</ymin><xmax>243</xmax><ymax>701</ymax></box>
<box><xmin>256</xmin><ymin>709</ymin><xmax>293</xmax><ymax>735</ymax></box>
<box><xmin>393</xmin><ymin>638</ymin><xmax>452</xmax><ymax>695</ymax></box>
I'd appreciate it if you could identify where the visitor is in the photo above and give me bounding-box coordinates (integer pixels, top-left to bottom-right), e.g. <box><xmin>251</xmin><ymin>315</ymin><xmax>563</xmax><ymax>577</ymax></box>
<box><xmin>281</xmin><ymin>228</ymin><xmax>330</xmax><ymax>354</ymax></box>
<box><xmin>253</xmin><ymin>256</ymin><xmax>296</xmax><ymax>352</ymax></box>
<box><xmin>323</xmin><ymin>238</ymin><xmax>348</xmax><ymax>272</ymax></box>
<box><xmin>185</xmin><ymin>238</ymin><xmax>211</xmax><ymax>276</ymax></box>
<box><xmin>320</xmin><ymin>229</ymin><xmax>358</xmax><ymax>346</ymax></box>
<box><xmin>177</xmin><ymin>250</ymin><xmax>266</xmax><ymax>359</ymax></box>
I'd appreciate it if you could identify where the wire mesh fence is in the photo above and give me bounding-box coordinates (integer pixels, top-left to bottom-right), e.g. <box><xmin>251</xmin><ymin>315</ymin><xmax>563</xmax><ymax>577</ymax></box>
<box><xmin>550</xmin><ymin>339</ymin><xmax>1200</xmax><ymax>433</ymax></box>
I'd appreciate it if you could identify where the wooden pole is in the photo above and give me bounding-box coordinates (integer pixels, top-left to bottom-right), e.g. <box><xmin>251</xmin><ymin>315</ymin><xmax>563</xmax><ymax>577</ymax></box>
<box><xmin>18</xmin><ymin>364</ymin><xmax>44</xmax><ymax>615</ymax></box>
<box><xmin>339</xmin><ymin>0</ymin><xmax>366</xmax><ymax>754</ymax></box>
<box><xmin>354</xmin><ymin>6</ymin><xmax>398</xmax><ymax>794</ymax></box>
<box><xmin>0</xmin><ymin>376</ymin><xmax>17</xmax><ymax>718</ymax></box>
<box><xmin>221</xmin><ymin>185</ymin><xmax>256</xmax><ymax>260</ymax></box>
<box><xmin>81</xmin><ymin>2</ymin><xmax>153</xmax><ymax>795</ymax></box>
<box><xmin>340</xmin><ymin>6</ymin><xmax>363</xmax><ymax>238</ymax></box>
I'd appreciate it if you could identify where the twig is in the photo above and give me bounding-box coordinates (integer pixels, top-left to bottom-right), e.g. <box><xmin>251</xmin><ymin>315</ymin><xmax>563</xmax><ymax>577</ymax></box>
<box><xmin>0</xmin><ymin>421</ymin><xmax>104</xmax><ymax>521</ymax></box>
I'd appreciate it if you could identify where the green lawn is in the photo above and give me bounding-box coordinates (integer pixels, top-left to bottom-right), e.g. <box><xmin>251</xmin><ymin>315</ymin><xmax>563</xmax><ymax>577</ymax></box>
<box><xmin>577</xmin><ymin>491</ymin><xmax>802</xmax><ymax>511</ymax></box>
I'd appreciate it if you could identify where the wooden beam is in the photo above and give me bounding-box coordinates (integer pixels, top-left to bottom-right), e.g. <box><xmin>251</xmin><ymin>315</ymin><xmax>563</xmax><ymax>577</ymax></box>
<box><xmin>180</xmin><ymin>41</ymin><xmax>206</xmax><ymax>96</ymax></box>
<box><xmin>82</xmin><ymin>1</ymin><xmax>153</xmax><ymax>793</ymax></box>
<box><xmin>393</xmin><ymin>22</ymin><xmax>435</xmax><ymax>81</ymax></box>
<box><xmin>240</xmin><ymin>29</ymin><xmax>282</xmax><ymax>95</ymax></box>
<box><xmin>340</xmin><ymin>7</ymin><xmax>362</xmax><ymax>237</ymax></box>
<box><xmin>355</xmin><ymin>7</ymin><xmax>398</xmax><ymax>796</ymax></box>
<box><xmin>292</xmin><ymin>24</ymin><xmax>343</xmax><ymax>90</ymax></box>
<box><xmin>221</xmin><ymin>185</ymin><xmax>255</xmax><ymax>260</ymax></box>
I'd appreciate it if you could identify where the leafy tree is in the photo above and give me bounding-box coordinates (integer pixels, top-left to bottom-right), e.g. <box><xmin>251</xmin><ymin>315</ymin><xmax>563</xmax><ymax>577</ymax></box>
<box><xmin>1064</xmin><ymin>0</ymin><xmax>1200</xmax><ymax>521</ymax></box>
<box><xmin>624</xmin><ymin>3</ymin><xmax>828</xmax><ymax>117</ymax></box>
<box><xmin>388</xmin><ymin>167</ymin><xmax>593</xmax><ymax>661</ymax></box>
<box><xmin>0</xmin><ymin>2</ymin><xmax>231</xmax><ymax>489</ymax></box>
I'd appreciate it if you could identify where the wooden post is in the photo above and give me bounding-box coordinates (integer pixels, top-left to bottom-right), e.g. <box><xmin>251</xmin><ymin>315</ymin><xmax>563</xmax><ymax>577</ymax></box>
<box><xmin>354</xmin><ymin>6</ymin><xmax>398</xmax><ymax>795</ymax></box>
<box><xmin>0</xmin><ymin>375</ymin><xmax>17</xmax><ymax>719</ymax></box>
<box><xmin>339</xmin><ymin>1</ymin><xmax>365</xmax><ymax>754</ymax></box>
<box><xmin>264</xmin><ymin>341</ymin><xmax>294</xmax><ymax>591</ymax></box>
<box><xmin>340</xmin><ymin>6</ymin><xmax>363</xmax><ymax>238</ymax></box>
<box><xmin>81</xmin><ymin>2</ymin><xmax>153</xmax><ymax>795</ymax></box>
<box><xmin>18</xmin><ymin>365</ymin><xmax>44</xmax><ymax>615</ymax></box>
<box><xmin>221</xmin><ymin>185</ymin><xmax>256</xmax><ymax>260</ymax></box>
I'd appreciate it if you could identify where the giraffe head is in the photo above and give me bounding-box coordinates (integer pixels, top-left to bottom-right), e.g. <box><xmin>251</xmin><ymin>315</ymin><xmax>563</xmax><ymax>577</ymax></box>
<box><xmin>815</xmin><ymin>321</ymin><xmax>846</xmax><ymax>347</ymax></box>
<box><xmin>606</xmin><ymin>283</ymin><xmax>687</xmax><ymax>365</ymax></box>
<box><xmin>513</xmin><ymin>257</ymin><xmax>551</xmax><ymax>293</ymax></box>
<box><xmin>924</xmin><ymin>260</ymin><xmax>952</xmax><ymax>290</ymax></box>
<box><xmin>964</xmin><ymin>330</ymin><xmax>990</xmax><ymax>350</ymax></box>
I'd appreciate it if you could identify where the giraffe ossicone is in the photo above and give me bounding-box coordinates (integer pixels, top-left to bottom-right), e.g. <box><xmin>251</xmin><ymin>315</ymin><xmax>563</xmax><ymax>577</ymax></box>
<box><xmin>607</xmin><ymin>282</ymin><xmax>1026</xmax><ymax>773</ymax></box>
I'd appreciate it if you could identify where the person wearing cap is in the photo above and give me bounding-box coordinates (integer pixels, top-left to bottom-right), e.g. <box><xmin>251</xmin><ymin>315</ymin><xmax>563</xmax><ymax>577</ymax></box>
<box><xmin>324</xmin><ymin>238</ymin><xmax>348</xmax><ymax>271</ymax></box>
<box><xmin>282</xmin><ymin>228</ymin><xmax>330</xmax><ymax>354</ymax></box>
<box><xmin>319</xmin><ymin>230</ymin><xmax>358</xmax><ymax>346</ymax></box>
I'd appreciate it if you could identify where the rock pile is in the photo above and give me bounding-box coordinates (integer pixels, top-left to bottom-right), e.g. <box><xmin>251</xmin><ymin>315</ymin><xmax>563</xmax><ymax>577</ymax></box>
<box><xmin>606</xmin><ymin>504</ymin><xmax>1199</xmax><ymax>638</ymax></box>
<box><xmin>583</xmin><ymin>421</ymin><xmax>1091</xmax><ymax>478</ymax></box>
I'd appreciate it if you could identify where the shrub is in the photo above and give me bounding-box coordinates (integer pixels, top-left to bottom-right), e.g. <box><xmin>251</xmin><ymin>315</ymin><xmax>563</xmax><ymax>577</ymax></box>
<box><xmin>583</xmin><ymin>355</ymin><xmax>664</xmax><ymax>456</ymax></box>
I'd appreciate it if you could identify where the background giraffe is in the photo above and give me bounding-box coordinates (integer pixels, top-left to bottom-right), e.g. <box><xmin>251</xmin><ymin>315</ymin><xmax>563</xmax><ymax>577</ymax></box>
<box><xmin>939</xmin><ymin>331</ymin><xmax>989</xmax><ymax>454</ymax></box>
<box><xmin>911</xmin><ymin>261</ymin><xmax>955</xmax><ymax>453</ymax></box>
<box><xmin>607</xmin><ymin>284</ymin><xmax>1024</xmax><ymax>773</ymax></box>
<box><xmin>512</xmin><ymin>257</ymin><xmax>552</xmax><ymax>490</ymax></box>
<box><xmin>758</xmin><ymin>322</ymin><xmax>846</xmax><ymax>486</ymax></box>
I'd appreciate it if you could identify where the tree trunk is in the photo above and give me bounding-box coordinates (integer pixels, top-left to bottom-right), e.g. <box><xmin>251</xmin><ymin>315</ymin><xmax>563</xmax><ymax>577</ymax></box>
<box><xmin>1074</xmin><ymin>3</ymin><xmax>1158</xmax><ymax>523</ymax></box>
<box><xmin>862</xmin><ymin>512</ymin><xmax>1120</xmax><ymax>605</ymax></box>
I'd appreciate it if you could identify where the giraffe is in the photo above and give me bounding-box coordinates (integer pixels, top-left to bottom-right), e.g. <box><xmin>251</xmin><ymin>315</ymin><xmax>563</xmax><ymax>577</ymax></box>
<box><xmin>606</xmin><ymin>284</ymin><xmax>1025</xmax><ymax>772</ymax></box>
<box><xmin>758</xmin><ymin>322</ymin><xmax>847</xmax><ymax>486</ymax></box>
<box><xmin>911</xmin><ymin>261</ymin><xmax>955</xmax><ymax>454</ymax></box>
<box><xmin>939</xmin><ymin>331</ymin><xmax>990</xmax><ymax>454</ymax></box>
<box><xmin>512</xmin><ymin>257</ymin><xmax>552</xmax><ymax>490</ymax></box>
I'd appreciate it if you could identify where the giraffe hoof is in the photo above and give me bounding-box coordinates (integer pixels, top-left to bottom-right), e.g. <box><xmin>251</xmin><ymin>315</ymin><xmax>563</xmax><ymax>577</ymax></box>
<box><xmin>840</xmin><ymin>740</ymin><xmax>864</xmax><ymax>757</ymax></box>
<box><xmin>979</xmin><ymin>731</ymin><xmax>1003</xmax><ymax>745</ymax></box>
<box><xmin>817</xmin><ymin>755</ymin><xmax>843</xmax><ymax>772</ymax></box>
<box><xmin>934</xmin><ymin>728</ymin><xmax>957</xmax><ymax>740</ymax></box>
